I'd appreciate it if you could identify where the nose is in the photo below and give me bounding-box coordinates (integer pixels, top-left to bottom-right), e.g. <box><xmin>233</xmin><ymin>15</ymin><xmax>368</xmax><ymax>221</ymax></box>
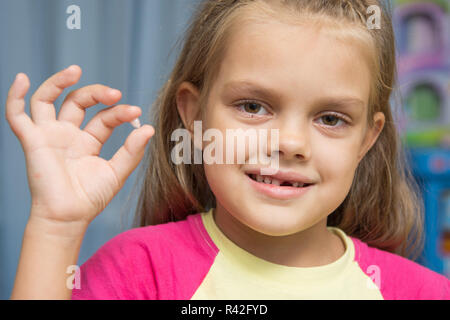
<box><xmin>269</xmin><ymin>118</ymin><xmax>311</xmax><ymax>161</ymax></box>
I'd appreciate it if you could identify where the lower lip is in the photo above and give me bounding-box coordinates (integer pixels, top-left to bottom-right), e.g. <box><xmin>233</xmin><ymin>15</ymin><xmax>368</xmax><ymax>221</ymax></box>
<box><xmin>245</xmin><ymin>174</ymin><xmax>314</xmax><ymax>200</ymax></box>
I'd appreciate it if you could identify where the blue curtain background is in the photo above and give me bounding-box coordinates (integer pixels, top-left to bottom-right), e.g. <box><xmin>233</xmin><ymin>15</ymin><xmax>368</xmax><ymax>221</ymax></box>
<box><xmin>0</xmin><ymin>0</ymin><xmax>200</xmax><ymax>299</ymax></box>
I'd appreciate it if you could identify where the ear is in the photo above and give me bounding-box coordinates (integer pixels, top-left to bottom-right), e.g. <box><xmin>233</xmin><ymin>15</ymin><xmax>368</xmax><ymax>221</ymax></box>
<box><xmin>176</xmin><ymin>81</ymin><xmax>201</xmax><ymax>136</ymax></box>
<box><xmin>357</xmin><ymin>111</ymin><xmax>385</xmax><ymax>162</ymax></box>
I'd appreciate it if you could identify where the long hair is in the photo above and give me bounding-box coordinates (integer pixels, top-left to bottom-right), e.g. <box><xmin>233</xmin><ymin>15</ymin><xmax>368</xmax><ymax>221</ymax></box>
<box><xmin>127</xmin><ymin>0</ymin><xmax>424</xmax><ymax>260</ymax></box>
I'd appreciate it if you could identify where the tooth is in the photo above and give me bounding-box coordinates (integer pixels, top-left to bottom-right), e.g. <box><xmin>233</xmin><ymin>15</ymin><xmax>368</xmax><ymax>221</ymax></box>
<box><xmin>292</xmin><ymin>182</ymin><xmax>299</xmax><ymax>188</ymax></box>
<box><xmin>298</xmin><ymin>183</ymin><xmax>305</xmax><ymax>187</ymax></box>
<box><xmin>264</xmin><ymin>177</ymin><xmax>272</xmax><ymax>184</ymax></box>
<box><xmin>271</xmin><ymin>179</ymin><xmax>280</xmax><ymax>186</ymax></box>
<box><xmin>256</xmin><ymin>174</ymin><xmax>264</xmax><ymax>182</ymax></box>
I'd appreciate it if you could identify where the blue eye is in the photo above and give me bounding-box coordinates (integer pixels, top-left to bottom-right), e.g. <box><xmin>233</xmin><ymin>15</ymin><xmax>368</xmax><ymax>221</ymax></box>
<box><xmin>235</xmin><ymin>101</ymin><xmax>270</xmax><ymax>116</ymax></box>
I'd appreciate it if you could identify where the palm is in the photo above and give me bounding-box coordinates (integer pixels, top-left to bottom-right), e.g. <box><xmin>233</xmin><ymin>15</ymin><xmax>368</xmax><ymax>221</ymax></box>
<box><xmin>25</xmin><ymin>121</ymin><xmax>118</xmax><ymax>223</ymax></box>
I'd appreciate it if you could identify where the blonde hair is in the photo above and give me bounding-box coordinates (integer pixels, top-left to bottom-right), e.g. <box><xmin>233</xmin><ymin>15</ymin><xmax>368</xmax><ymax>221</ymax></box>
<box><xmin>126</xmin><ymin>0</ymin><xmax>424</xmax><ymax>260</ymax></box>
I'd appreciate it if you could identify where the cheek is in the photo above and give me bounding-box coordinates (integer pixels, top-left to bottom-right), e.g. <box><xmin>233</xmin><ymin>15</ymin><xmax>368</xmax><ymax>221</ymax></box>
<box><xmin>204</xmin><ymin>163</ymin><xmax>242</xmax><ymax>211</ymax></box>
<box><xmin>314</xmin><ymin>137</ymin><xmax>361</xmax><ymax>190</ymax></box>
<box><xmin>311</xmin><ymin>140</ymin><xmax>360</xmax><ymax>215</ymax></box>
<box><xmin>204</xmin><ymin>163</ymin><xmax>221</xmax><ymax>197</ymax></box>
<box><xmin>204</xmin><ymin>99</ymin><xmax>227</xmax><ymax>129</ymax></box>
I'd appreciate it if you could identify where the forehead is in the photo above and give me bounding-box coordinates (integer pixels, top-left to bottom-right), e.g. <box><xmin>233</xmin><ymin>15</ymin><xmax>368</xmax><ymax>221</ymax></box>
<box><xmin>214</xmin><ymin>17</ymin><xmax>372</xmax><ymax>107</ymax></box>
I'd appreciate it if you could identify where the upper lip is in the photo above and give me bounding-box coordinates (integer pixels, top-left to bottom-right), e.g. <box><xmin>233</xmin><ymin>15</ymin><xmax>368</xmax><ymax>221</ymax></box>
<box><xmin>244</xmin><ymin>167</ymin><xmax>316</xmax><ymax>185</ymax></box>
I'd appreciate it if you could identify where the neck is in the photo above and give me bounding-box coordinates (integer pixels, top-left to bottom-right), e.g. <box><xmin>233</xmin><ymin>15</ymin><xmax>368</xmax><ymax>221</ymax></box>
<box><xmin>213</xmin><ymin>204</ymin><xmax>345</xmax><ymax>268</ymax></box>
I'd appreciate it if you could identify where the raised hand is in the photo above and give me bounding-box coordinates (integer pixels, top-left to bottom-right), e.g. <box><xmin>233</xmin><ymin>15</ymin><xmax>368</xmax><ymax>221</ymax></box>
<box><xmin>5</xmin><ymin>65</ymin><xmax>155</xmax><ymax>231</ymax></box>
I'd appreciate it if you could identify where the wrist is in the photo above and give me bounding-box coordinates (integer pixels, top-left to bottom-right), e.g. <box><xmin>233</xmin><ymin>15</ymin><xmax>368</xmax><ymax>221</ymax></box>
<box><xmin>12</xmin><ymin>214</ymin><xmax>86</xmax><ymax>300</ymax></box>
<box><xmin>26</xmin><ymin>214</ymin><xmax>88</xmax><ymax>240</ymax></box>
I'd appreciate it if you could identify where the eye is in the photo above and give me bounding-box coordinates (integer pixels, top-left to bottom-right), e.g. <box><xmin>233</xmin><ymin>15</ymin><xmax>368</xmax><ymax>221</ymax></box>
<box><xmin>317</xmin><ymin>113</ymin><xmax>350</xmax><ymax>128</ymax></box>
<box><xmin>235</xmin><ymin>100</ymin><xmax>270</xmax><ymax>117</ymax></box>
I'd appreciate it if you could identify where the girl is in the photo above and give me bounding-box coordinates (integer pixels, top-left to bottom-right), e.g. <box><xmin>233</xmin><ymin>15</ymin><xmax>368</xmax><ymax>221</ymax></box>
<box><xmin>7</xmin><ymin>0</ymin><xmax>450</xmax><ymax>300</ymax></box>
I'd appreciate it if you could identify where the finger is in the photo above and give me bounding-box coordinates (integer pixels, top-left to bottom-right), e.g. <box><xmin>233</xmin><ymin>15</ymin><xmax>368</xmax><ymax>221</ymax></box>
<box><xmin>108</xmin><ymin>125</ymin><xmax>154</xmax><ymax>188</ymax></box>
<box><xmin>57</xmin><ymin>84</ymin><xmax>122</xmax><ymax>128</ymax></box>
<box><xmin>5</xmin><ymin>73</ymin><xmax>35</xmax><ymax>143</ymax></box>
<box><xmin>83</xmin><ymin>104</ymin><xmax>142</xmax><ymax>148</ymax></box>
<box><xmin>30</xmin><ymin>65</ymin><xmax>82</xmax><ymax>124</ymax></box>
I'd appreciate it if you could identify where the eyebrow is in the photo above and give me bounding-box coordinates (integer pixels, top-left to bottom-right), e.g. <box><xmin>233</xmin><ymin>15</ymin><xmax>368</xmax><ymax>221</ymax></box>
<box><xmin>222</xmin><ymin>80</ymin><xmax>365</xmax><ymax>110</ymax></box>
<box><xmin>315</xmin><ymin>97</ymin><xmax>365</xmax><ymax>110</ymax></box>
<box><xmin>223</xmin><ymin>80</ymin><xmax>283</xmax><ymax>101</ymax></box>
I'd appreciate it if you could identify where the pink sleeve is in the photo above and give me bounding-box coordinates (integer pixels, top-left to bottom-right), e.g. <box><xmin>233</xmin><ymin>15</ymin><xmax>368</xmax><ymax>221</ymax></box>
<box><xmin>352</xmin><ymin>237</ymin><xmax>450</xmax><ymax>300</ymax></box>
<box><xmin>71</xmin><ymin>214</ymin><xmax>218</xmax><ymax>300</ymax></box>
<box><xmin>70</xmin><ymin>228</ymin><xmax>158</xmax><ymax>300</ymax></box>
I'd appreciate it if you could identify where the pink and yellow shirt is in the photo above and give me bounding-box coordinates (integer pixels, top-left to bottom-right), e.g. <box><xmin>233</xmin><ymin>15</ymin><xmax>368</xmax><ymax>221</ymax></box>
<box><xmin>71</xmin><ymin>208</ymin><xmax>450</xmax><ymax>300</ymax></box>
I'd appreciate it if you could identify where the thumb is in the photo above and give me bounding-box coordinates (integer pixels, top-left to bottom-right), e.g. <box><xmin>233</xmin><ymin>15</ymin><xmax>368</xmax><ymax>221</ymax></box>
<box><xmin>108</xmin><ymin>125</ymin><xmax>154</xmax><ymax>188</ymax></box>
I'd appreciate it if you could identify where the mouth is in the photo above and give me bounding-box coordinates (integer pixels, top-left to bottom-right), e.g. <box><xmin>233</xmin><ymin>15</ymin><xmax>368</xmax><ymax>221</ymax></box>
<box><xmin>244</xmin><ymin>172</ymin><xmax>315</xmax><ymax>200</ymax></box>
<box><xmin>245</xmin><ymin>173</ymin><xmax>314</xmax><ymax>188</ymax></box>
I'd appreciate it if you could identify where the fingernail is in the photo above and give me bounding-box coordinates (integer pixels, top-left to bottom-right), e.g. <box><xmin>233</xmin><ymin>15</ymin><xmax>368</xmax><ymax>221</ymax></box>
<box><xmin>108</xmin><ymin>88</ymin><xmax>121</xmax><ymax>96</ymax></box>
<box><xmin>129</xmin><ymin>105</ymin><xmax>141</xmax><ymax>113</ymax></box>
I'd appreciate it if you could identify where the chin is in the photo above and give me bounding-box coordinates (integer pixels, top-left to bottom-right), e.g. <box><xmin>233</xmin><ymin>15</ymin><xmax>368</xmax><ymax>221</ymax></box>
<box><xmin>235</xmin><ymin>204</ymin><xmax>317</xmax><ymax>237</ymax></box>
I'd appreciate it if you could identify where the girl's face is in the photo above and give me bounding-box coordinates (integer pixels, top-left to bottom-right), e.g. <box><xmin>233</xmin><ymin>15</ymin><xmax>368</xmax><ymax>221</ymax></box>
<box><xmin>178</xmin><ymin>18</ymin><xmax>385</xmax><ymax>238</ymax></box>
